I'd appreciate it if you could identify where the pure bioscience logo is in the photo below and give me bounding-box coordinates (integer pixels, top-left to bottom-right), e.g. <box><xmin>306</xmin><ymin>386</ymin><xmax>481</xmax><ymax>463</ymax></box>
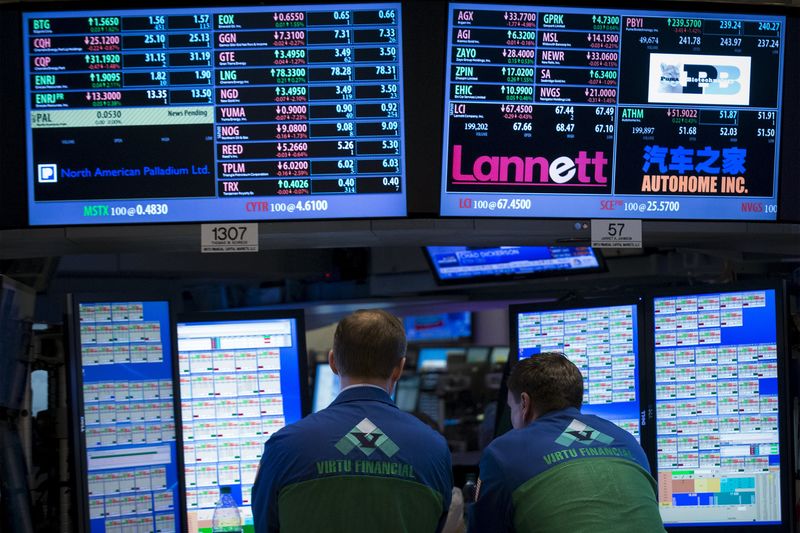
<box><xmin>648</xmin><ymin>53</ymin><xmax>751</xmax><ymax>106</ymax></box>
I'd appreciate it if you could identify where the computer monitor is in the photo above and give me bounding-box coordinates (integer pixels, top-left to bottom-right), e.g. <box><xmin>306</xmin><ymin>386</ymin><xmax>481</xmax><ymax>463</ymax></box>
<box><xmin>404</xmin><ymin>312</ymin><xmax>472</xmax><ymax>342</ymax></box>
<box><xmin>440</xmin><ymin>3</ymin><xmax>787</xmax><ymax>222</ymax></box>
<box><xmin>312</xmin><ymin>363</ymin><xmax>340</xmax><ymax>413</ymax></box>
<box><xmin>508</xmin><ymin>299</ymin><xmax>643</xmax><ymax>441</ymax></box>
<box><xmin>416</xmin><ymin>347</ymin><xmax>466</xmax><ymax>372</ymax></box>
<box><xmin>466</xmin><ymin>347</ymin><xmax>491</xmax><ymax>365</ymax></box>
<box><xmin>22</xmin><ymin>4</ymin><xmax>408</xmax><ymax>226</ymax></box>
<box><xmin>489</xmin><ymin>346</ymin><xmax>509</xmax><ymax>365</ymax></box>
<box><xmin>394</xmin><ymin>375</ymin><xmax>420</xmax><ymax>412</ymax></box>
<box><xmin>175</xmin><ymin>310</ymin><xmax>308</xmax><ymax>533</ymax></box>
<box><xmin>425</xmin><ymin>246</ymin><xmax>604</xmax><ymax>284</ymax></box>
<box><xmin>651</xmin><ymin>285</ymin><xmax>792</xmax><ymax>528</ymax></box>
<box><xmin>67</xmin><ymin>297</ymin><xmax>181</xmax><ymax>533</ymax></box>
<box><xmin>418</xmin><ymin>373</ymin><xmax>443</xmax><ymax>428</ymax></box>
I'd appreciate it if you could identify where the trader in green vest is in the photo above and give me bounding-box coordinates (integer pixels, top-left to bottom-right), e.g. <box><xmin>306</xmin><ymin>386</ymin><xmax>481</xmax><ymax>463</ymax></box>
<box><xmin>253</xmin><ymin>309</ymin><xmax>454</xmax><ymax>532</ymax></box>
<box><xmin>469</xmin><ymin>353</ymin><xmax>666</xmax><ymax>533</ymax></box>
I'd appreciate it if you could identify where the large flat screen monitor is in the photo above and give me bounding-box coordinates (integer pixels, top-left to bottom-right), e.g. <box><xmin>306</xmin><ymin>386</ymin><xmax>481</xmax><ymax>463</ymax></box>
<box><xmin>510</xmin><ymin>299</ymin><xmax>642</xmax><ymax>441</ymax></box>
<box><xmin>440</xmin><ymin>3</ymin><xmax>786</xmax><ymax>220</ymax></box>
<box><xmin>404</xmin><ymin>312</ymin><xmax>472</xmax><ymax>343</ymax></box>
<box><xmin>175</xmin><ymin>310</ymin><xmax>308</xmax><ymax>532</ymax></box>
<box><xmin>426</xmin><ymin>246</ymin><xmax>603</xmax><ymax>284</ymax></box>
<box><xmin>67</xmin><ymin>297</ymin><xmax>182</xmax><ymax>533</ymax></box>
<box><xmin>23</xmin><ymin>4</ymin><xmax>406</xmax><ymax>225</ymax></box>
<box><xmin>651</xmin><ymin>286</ymin><xmax>791</xmax><ymax>528</ymax></box>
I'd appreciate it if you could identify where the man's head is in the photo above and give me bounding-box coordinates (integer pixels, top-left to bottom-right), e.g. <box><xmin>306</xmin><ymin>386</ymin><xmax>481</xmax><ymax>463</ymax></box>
<box><xmin>330</xmin><ymin>309</ymin><xmax>407</xmax><ymax>390</ymax></box>
<box><xmin>506</xmin><ymin>353</ymin><xmax>583</xmax><ymax>429</ymax></box>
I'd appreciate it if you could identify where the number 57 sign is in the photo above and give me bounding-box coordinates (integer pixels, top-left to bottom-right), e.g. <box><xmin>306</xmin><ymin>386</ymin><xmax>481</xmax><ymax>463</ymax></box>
<box><xmin>591</xmin><ymin>219</ymin><xmax>642</xmax><ymax>249</ymax></box>
<box><xmin>201</xmin><ymin>223</ymin><xmax>259</xmax><ymax>253</ymax></box>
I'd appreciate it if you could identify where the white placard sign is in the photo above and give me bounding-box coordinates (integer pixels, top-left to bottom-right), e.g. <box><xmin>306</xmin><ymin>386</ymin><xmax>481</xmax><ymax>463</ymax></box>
<box><xmin>591</xmin><ymin>219</ymin><xmax>642</xmax><ymax>249</ymax></box>
<box><xmin>201</xmin><ymin>224</ymin><xmax>258</xmax><ymax>253</ymax></box>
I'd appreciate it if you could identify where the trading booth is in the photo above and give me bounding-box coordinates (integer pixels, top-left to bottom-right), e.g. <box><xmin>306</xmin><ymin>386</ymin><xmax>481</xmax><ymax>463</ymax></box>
<box><xmin>0</xmin><ymin>1</ymin><xmax>797</xmax><ymax>532</ymax></box>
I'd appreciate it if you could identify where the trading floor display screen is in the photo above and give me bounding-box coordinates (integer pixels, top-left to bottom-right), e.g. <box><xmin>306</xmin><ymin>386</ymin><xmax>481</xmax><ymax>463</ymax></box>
<box><xmin>426</xmin><ymin>246</ymin><xmax>601</xmax><ymax>283</ymax></box>
<box><xmin>403</xmin><ymin>312</ymin><xmax>472</xmax><ymax>342</ymax></box>
<box><xmin>514</xmin><ymin>303</ymin><xmax>641</xmax><ymax>440</ymax></box>
<box><xmin>417</xmin><ymin>347</ymin><xmax>466</xmax><ymax>372</ymax></box>
<box><xmin>652</xmin><ymin>289</ymin><xmax>783</xmax><ymax>526</ymax></box>
<box><xmin>176</xmin><ymin>314</ymin><xmax>306</xmax><ymax>532</ymax></box>
<box><xmin>72</xmin><ymin>300</ymin><xmax>181</xmax><ymax>533</ymax></box>
<box><xmin>441</xmin><ymin>4</ymin><xmax>785</xmax><ymax>220</ymax></box>
<box><xmin>23</xmin><ymin>4</ymin><xmax>406</xmax><ymax>225</ymax></box>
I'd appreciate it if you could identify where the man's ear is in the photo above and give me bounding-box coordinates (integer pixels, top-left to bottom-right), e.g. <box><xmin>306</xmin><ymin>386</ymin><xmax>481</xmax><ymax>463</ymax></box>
<box><xmin>390</xmin><ymin>357</ymin><xmax>407</xmax><ymax>381</ymax></box>
<box><xmin>520</xmin><ymin>392</ymin><xmax>534</xmax><ymax>422</ymax></box>
<box><xmin>329</xmin><ymin>350</ymin><xmax>339</xmax><ymax>375</ymax></box>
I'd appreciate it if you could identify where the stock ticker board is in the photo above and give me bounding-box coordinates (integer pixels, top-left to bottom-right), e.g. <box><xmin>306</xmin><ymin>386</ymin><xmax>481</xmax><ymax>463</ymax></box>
<box><xmin>23</xmin><ymin>5</ymin><xmax>406</xmax><ymax>225</ymax></box>
<box><xmin>440</xmin><ymin>4</ymin><xmax>785</xmax><ymax>220</ymax></box>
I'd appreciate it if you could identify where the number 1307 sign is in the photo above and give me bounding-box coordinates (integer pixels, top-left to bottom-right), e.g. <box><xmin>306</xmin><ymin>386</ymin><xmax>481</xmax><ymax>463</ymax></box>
<box><xmin>201</xmin><ymin>223</ymin><xmax>259</xmax><ymax>253</ymax></box>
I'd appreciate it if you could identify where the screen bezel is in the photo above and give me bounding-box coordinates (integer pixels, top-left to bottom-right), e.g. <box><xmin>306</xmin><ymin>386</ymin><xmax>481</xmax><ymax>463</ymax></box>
<box><xmin>18</xmin><ymin>1</ymin><xmax>411</xmax><ymax>227</ymax></box>
<box><xmin>423</xmin><ymin>245</ymin><xmax>607</xmax><ymax>285</ymax></box>
<box><xmin>496</xmin><ymin>296</ymin><xmax>648</xmax><ymax>447</ymax></box>
<box><xmin>438</xmin><ymin>0</ymin><xmax>799</xmax><ymax>224</ymax></box>
<box><xmin>0</xmin><ymin>5</ymin><xmax>27</xmax><ymax>229</ymax></box>
<box><xmin>645</xmin><ymin>281</ymin><xmax>794</xmax><ymax>533</ymax></box>
<box><xmin>65</xmin><ymin>293</ymin><xmax>184</xmax><ymax>533</ymax></box>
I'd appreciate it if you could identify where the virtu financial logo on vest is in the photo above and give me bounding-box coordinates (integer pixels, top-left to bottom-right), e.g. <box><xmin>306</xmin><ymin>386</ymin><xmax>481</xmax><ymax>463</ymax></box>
<box><xmin>449</xmin><ymin>145</ymin><xmax>610</xmax><ymax>192</ymax></box>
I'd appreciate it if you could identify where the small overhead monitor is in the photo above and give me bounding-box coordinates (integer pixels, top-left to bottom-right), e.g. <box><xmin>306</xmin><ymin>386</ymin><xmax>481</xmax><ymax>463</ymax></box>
<box><xmin>403</xmin><ymin>312</ymin><xmax>472</xmax><ymax>343</ymax></box>
<box><xmin>650</xmin><ymin>285</ymin><xmax>791</xmax><ymax>528</ymax></box>
<box><xmin>395</xmin><ymin>375</ymin><xmax>420</xmax><ymax>412</ymax></box>
<box><xmin>425</xmin><ymin>246</ymin><xmax>604</xmax><ymax>284</ymax></box>
<box><xmin>509</xmin><ymin>299</ymin><xmax>643</xmax><ymax>441</ymax></box>
<box><xmin>416</xmin><ymin>347</ymin><xmax>466</xmax><ymax>372</ymax></box>
<box><xmin>490</xmin><ymin>346</ymin><xmax>509</xmax><ymax>365</ymax></box>
<box><xmin>67</xmin><ymin>297</ymin><xmax>181</xmax><ymax>533</ymax></box>
<box><xmin>312</xmin><ymin>362</ymin><xmax>340</xmax><ymax>413</ymax></box>
<box><xmin>466</xmin><ymin>346</ymin><xmax>491</xmax><ymax>364</ymax></box>
<box><xmin>175</xmin><ymin>310</ymin><xmax>308</xmax><ymax>533</ymax></box>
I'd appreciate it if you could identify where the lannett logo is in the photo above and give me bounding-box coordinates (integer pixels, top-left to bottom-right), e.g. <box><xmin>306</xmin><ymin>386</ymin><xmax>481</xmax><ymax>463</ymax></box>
<box><xmin>451</xmin><ymin>145</ymin><xmax>609</xmax><ymax>185</ymax></box>
<box><xmin>647</xmin><ymin>53</ymin><xmax>751</xmax><ymax>106</ymax></box>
